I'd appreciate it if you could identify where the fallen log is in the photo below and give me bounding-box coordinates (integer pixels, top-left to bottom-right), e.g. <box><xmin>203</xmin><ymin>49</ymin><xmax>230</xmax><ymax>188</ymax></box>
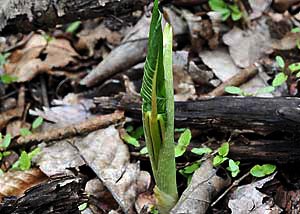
<box><xmin>0</xmin><ymin>0</ymin><xmax>146</xmax><ymax>34</ymax></box>
<box><xmin>94</xmin><ymin>95</ymin><xmax>300</xmax><ymax>135</ymax></box>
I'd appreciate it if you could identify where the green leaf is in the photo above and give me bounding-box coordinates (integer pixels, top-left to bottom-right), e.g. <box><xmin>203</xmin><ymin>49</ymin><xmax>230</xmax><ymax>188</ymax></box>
<box><xmin>256</xmin><ymin>86</ymin><xmax>275</xmax><ymax>94</ymax></box>
<box><xmin>18</xmin><ymin>151</ymin><xmax>31</xmax><ymax>171</ymax></box>
<box><xmin>66</xmin><ymin>21</ymin><xmax>81</xmax><ymax>34</ymax></box>
<box><xmin>2</xmin><ymin>151</ymin><xmax>11</xmax><ymax>157</ymax></box>
<box><xmin>0</xmin><ymin>52</ymin><xmax>10</xmax><ymax>68</ymax></box>
<box><xmin>122</xmin><ymin>132</ymin><xmax>140</xmax><ymax>147</ymax></box>
<box><xmin>226</xmin><ymin>159</ymin><xmax>240</xmax><ymax>177</ymax></box>
<box><xmin>179</xmin><ymin>162</ymin><xmax>200</xmax><ymax>175</ymax></box>
<box><xmin>209</xmin><ymin>0</ymin><xmax>227</xmax><ymax>11</ymax></box>
<box><xmin>297</xmin><ymin>72</ymin><xmax>300</xmax><ymax>78</ymax></box>
<box><xmin>140</xmin><ymin>147</ymin><xmax>148</xmax><ymax>155</ymax></box>
<box><xmin>175</xmin><ymin>128</ymin><xmax>192</xmax><ymax>157</ymax></box>
<box><xmin>275</xmin><ymin>56</ymin><xmax>285</xmax><ymax>68</ymax></box>
<box><xmin>289</xmin><ymin>63</ymin><xmax>300</xmax><ymax>73</ymax></box>
<box><xmin>191</xmin><ymin>147</ymin><xmax>212</xmax><ymax>156</ymax></box>
<box><xmin>218</xmin><ymin>142</ymin><xmax>229</xmax><ymax>157</ymax></box>
<box><xmin>28</xmin><ymin>147</ymin><xmax>40</xmax><ymax>159</ymax></box>
<box><xmin>131</xmin><ymin>126</ymin><xmax>144</xmax><ymax>139</ymax></box>
<box><xmin>225</xmin><ymin>86</ymin><xmax>243</xmax><ymax>95</ymax></box>
<box><xmin>32</xmin><ymin>116</ymin><xmax>43</xmax><ymax>129</ymax></box>
<box><xmin>1</xmin><ymin>134</ymin><xmax>11</xmax><ymax>148</ymax></box>
<box><xmin>0</xmin><ymin>152</ymin><xmax>2</xmax><ymax>161</ymax></box>
<box><xmin>1</xmin><ymin>74</ymin><xmax>17</xmax><ymax>84</ymax></box>
<box><xmin>141</xmin><ymin>0</ymin><xmax>165</xmax><ymax>113</ymax></box>
<box><xmin>228</xmin><ymin>4</ymin><xmax>242</xmax><ymax>21</ymax></box>
<box><xmin>20</xmin><ymin>128</ymin><xmax>32</xmax><ymax>137</ymax></box>
<box><xmin>78</xmin><ymin>202</ymin><xmax>88</xmax><ymax>211</ymax></box>
<box><xmin>292</xmin><ymin>27</ymin><xmax>300</xmax><ymax>33</ymax></box>
<box><xmin>213</xmin><ymin>155</ymin><xmax>228</xmax><ymax>167</ymax></box>
<box><xmin>250</xmin><ymin>164</ymin><xmax>276</xmax><ymax>178</ymax></box>
<box><xmin>219</xmin><ymin>9</ymin><xmax>231</xmax><ymax>21</ymax></box>
<box><xmin>272</xmin><ymin>72</ymin><xmax>287</xmax><ymax>87</ymax></box>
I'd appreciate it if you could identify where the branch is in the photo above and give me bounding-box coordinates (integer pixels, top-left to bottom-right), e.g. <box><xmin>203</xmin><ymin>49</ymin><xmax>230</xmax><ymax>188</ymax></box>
<box><xmin>0</xmin><ymin>0</ymin><xmax>147</xmax><ymax>34</ymax></box>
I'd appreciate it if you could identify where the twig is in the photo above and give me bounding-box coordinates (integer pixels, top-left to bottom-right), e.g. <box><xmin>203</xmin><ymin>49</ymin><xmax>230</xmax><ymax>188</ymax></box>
<box><xmin>210</xmin><ymin>171</ymin><xmax>251</xmax><ymax>207</ymax></box>
<box><xmin>15</xmin><ymin>111</ymin><xmax>124</xmax><ymax>147</ymax></box>
<box><xmin>206</xmin><ymin>65</ymin><xmax>258</xmax><ymax>97</ymax></box>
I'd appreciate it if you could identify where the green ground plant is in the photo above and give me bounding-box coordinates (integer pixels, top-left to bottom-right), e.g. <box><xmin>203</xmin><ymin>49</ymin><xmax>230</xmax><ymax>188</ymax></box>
<box><xmin>141</xmin><ymin>0</ymin><xmax>177</xmax><ymax>212</ymax></box>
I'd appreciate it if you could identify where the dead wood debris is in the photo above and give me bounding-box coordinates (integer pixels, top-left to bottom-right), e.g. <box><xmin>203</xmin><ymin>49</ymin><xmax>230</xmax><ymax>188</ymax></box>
<box><xmin>206</xmin><ymin>65</ymin><xmax>258</xmax><ymax>97</ymax></box>
<box><xmin>16</xmin><ymin>111</ymin><xmax>124</xmax><ymax>147</ymax></box>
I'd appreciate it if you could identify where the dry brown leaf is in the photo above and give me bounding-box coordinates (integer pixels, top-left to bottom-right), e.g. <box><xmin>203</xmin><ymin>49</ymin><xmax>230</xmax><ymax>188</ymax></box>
<box><xmin>0</xmin><ymin>168</ymin><xmax>47</xmax><ymax>202</ymax></box>
<box><xmin>74</xmin><ymin>126</ymin><xmax>150</xmax><ymax>214</ymax></box>
<box><xmin>199</xmin><ymin>47</ymin><xmax>240</xmax><ymax>81</ymax></box>
<box><xmin>171</xmin><ymin>160</ymin><xmax>231</xmax><ymax>214</ymax></box>
<box><xmin>4</xmin><ymin>34</ymin><xmax>80</xmax><ymax>82</ymax></box>
<box><xmin>223</xmin><ymin>20</ymin><xmax>272</xmax><ymax>68</ymax></box>
<box><xmin>77</xmin><ymin>23</ymin><xmax>122</xmax><ymax>56</ymax></box>
<box><xmin>33</xmin><ymin>140</ymin><xmax>85</xmax><ymax>176</ymax></box>
<box><xmin>272</xmin><ymin>32</ymin><xmax>300</xmax><ymax>50</ymax></box>
<box><xmin>34</xmin><ymin>125</ymin><xmax>149</xmax><ymax>214</ymax></box>
<box><xmin>228</xmin><ymin>173</ymin><xmax>282</xmax><ymax>214</ymax></box>
<box><xmin>44</xmin><ymin>38</ymin><xmax>79</xmax><ymax>69</ymax></box>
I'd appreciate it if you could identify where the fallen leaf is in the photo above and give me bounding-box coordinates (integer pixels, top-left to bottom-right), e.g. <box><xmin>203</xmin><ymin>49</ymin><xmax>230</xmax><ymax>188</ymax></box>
<box><xmin>272</xmin><ymin>32</ymin><xmax>300</xmax><ymax>50</ymax></box>
<box><xmin>77</xmin><ymin>22</ymin><xmax>122</xmax><ymax>56</ymax></box>
<box><xmin>33</xmin><ymin>140</ymin><xmax>85</xmax><ymax>176</ymax></box>
<box><xmin>74</xmin><ymin>126</ymin><xmax>149</xmax><ymax>214</ymax></box>
<box><xmin>228</xmin><ymin>173</ymin><xmax>282</xmax><ymax>214</ymax></box>
<box><xmin>0</xmin><ymin>168</ymin><xmax>47</xmax><ymax>202</ymax></box>
<box><xmin>223</xmin><ymin>19</ymin><xmax>272</xmax><ymax>68</ymax></box>
<box><xmin>199</xmin><ymin>47</ymin><xmax>240</xmax><ymax>81</ymax></box>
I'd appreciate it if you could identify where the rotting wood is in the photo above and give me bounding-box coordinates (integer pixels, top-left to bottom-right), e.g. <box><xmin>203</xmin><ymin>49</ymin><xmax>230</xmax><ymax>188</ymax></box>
<box><xmin>0</xmin><ymin>0</ymin><xmax>147</xmax><ymax>34</ymax></box>
<box><xmin>0</xmin><ymin>175</ymin><xmax>87</xmax><ymax>214</ymax></box>
<box><xmin>94</xmin><ymin>95</ymin><xmax>300</xmax><ymax>134</ymax></box>
<box><xmin>15</xmin><ymin>110</ymin><xmax>124</xmax><ymax>147</ymax></box>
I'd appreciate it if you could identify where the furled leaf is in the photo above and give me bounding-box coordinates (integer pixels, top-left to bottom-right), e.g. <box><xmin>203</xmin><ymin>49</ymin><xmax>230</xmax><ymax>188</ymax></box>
<box><xmin>140</xmin><ymin>0</ymin><xmax>165</xmax><ymax>113</ymax></box>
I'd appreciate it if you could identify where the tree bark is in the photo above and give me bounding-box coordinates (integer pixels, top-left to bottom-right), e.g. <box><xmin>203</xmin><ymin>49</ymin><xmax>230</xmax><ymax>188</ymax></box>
<box><xmin>94</xmin><ymin>95</ymin><xmax>300</xmax><ymax>134</ymax></box>
<box><xmin>0</xmin><ymin>0</ymin><xmax>147</xmax><ymax>34</ymax></box>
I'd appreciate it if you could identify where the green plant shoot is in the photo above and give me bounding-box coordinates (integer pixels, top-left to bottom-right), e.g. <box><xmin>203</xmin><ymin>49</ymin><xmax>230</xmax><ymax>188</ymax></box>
<box><xmin>141</xmin><ymin>0</ymin><xmax>178</xmax><ymax>212</ymax></box>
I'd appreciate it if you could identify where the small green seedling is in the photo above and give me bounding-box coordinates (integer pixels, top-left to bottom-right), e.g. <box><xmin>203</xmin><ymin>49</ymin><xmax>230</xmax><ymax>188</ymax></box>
<box><xmin>226</xmin><ymin>159</ymin><xmax>240</xmax><ymax>177</ymax></box>
<box><xmin>179</xmin><ymin>161</ymin><xmax>201</xmax><ymax>184</ymax></box>
<box><xmin>78</xmin><ymin>202</ymin><xmax>88</xmax><ymax>211</ymax></box>
<box><xmin>225</xmin><ymin>55</ymin><xmax>289</xmax><ymax>96</ymax></box>
<box><xmin>209</xmin><ymin>0</ymin><xmax>242</xmax><ymax>21</ymax></box>
<box><xmin>191</xmin><ymin>147</ymin><xmax>212</xmax><ymax>156</ymax></box>
<box><xmin>66</xmin><ymin>21</ymin><xmax>81</xmax><ymax>34</ymax></box>
<box><xmin>213</xmin><ymin>142</ymin><xmax>229</xmax><ymax>167</ymax></box>
<box><xmin>0</xmin><ymin>133</ymin><xmax>11</xmax><ymax>149</ymax></box>
<box><xmin>175</xmin><ymin>128</ymin><xmax>192</xmax><ymax>157</ymax></box>
<box><xmin>250</xmin><ymin>164</ymin><xmax>276</xmax><ymax>178</ymax></box>
<box><xmin>0</xmin><ymin>52</ymin><xmax>17</xmax><ymax>84</ymax></box>
<box><xmin>20</xmin><ymin>116</ymin><xmax>44</xmax><ymax>137</ymax></box>
<box><xmin>291</xmin><ymin>27</ymin><xmax>300</xmax><ymax>49</ymax></box>
<box><xmin>12</xmin><ymin>147</ymin><xmax>40</xmax><ymax>171</ymax></box>
<box><xmin>140</xmin><ymin>146</ymin><xmax>148</xmax><ymax>155</ymax></box>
